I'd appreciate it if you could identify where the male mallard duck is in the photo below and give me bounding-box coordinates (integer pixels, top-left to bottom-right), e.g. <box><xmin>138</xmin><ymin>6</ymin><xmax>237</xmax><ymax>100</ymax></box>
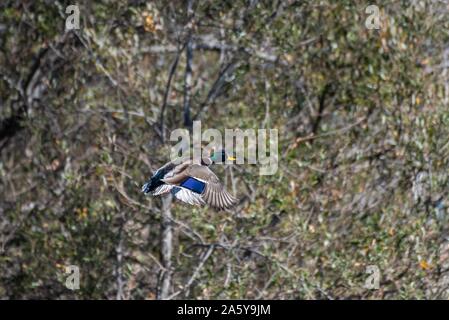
<box><xmin>141</xmin><ymin>150</ymin><xmax>238</xmax><ymax>210</ymax></box>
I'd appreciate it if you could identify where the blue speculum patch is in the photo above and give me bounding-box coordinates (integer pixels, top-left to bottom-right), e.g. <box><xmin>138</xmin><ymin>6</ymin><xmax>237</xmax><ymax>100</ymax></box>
<box><xmin>181</xmin><ymin>177</ymin><xmax>206</xmax><ymax>194</ymax></box>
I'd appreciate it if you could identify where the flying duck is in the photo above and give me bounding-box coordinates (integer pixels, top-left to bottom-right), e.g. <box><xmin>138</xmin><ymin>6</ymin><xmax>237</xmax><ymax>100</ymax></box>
<box><xmin>141</xmin><ymin>150</ymin><xmax>238</xmax><ymax>210</ymax></box>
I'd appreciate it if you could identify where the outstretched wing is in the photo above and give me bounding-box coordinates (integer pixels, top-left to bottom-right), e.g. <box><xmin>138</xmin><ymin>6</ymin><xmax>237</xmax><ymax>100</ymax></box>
<box><xmin>187</xmin><ymin>165</ymin><xmax>238</xmax><ymax>210</ymax></box>
<box><xmin>201</xmin><ymin>178</ymin><xmax>238</xmax><ymax>210</ymax></box>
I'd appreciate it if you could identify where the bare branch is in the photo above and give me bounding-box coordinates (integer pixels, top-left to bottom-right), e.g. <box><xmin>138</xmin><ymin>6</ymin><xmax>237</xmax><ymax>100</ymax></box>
<box><xmin>159</xmin><ymin>45</ymin><xmax>184</xmax><ymax>142</ymax></box>
<box><xmin>183</xmin><ymin>0</ymin><xmax>194</xmax><ymax>128</ymax></box>
<box><xmin>157</xmin><ymin>195</ymin><xmax>173</xmax><ymax>300</ymax></box>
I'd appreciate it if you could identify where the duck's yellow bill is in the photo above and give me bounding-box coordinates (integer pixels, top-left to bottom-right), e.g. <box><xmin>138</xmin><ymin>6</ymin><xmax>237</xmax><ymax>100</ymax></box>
<box><xmin>227</xmin><ymin>156</ymin><xmax>236</xmax><ymax>161</ymax></box>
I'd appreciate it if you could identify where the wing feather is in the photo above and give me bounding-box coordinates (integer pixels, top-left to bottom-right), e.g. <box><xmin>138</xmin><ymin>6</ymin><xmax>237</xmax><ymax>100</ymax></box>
<box><xmin>192</xmin><ymin>167</ymin><xmax>238</xmax><ymax>210</ymax></box>
<box><xmin>152</xmin><ymin>184</ymin><xmax>173</xmax><ymax>196</ymax></box>
<box><xmin>173</xmin><ymin>187</ymin><xmax>205</xmax><ymax>206</ymax></box>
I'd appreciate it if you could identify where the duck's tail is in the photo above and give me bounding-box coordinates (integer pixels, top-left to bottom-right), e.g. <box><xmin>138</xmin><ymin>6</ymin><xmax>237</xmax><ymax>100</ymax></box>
<box><xmin>141</xmin><ymin>177</ymin><xmax>163</xmax><ymax>194</ymax></box>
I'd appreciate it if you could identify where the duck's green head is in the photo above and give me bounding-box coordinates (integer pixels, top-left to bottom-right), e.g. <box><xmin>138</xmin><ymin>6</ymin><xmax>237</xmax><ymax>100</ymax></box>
<box><xmin>210</xmin><ymin>149</ymin><xmax>236</xmax><ymax>164</ymax></box>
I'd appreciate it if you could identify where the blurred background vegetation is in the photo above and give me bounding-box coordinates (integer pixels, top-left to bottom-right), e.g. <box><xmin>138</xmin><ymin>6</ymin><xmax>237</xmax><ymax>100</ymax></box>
<box><xmin>1</xmin><ymin>0</ymin><xmax>449</xmax><ymax>299</ymax></box>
